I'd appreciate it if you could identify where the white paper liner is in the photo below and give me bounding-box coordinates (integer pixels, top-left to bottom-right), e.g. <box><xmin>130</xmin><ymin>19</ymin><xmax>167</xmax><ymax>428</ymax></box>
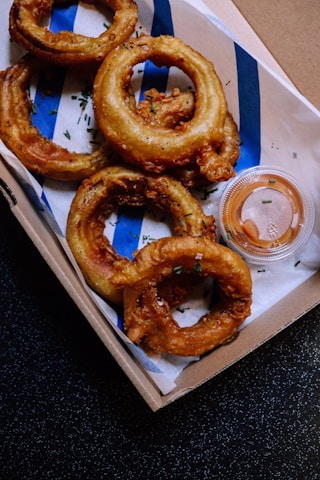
<box><xmin>1</xmin><ymin>0</ymin><xmax>319</xmax><ymax>395</ymax></box>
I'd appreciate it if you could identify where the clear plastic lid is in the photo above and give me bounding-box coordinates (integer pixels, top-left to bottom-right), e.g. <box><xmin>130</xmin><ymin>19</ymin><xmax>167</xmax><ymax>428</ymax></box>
<box><xmin>217</xmin><ymin>166</ymin><xmax>315</xmax><ymax>264</ymax></box>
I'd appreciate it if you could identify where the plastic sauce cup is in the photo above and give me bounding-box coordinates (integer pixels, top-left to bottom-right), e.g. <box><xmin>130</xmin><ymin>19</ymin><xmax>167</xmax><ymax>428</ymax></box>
<box><xmin>217</xmin><ymin>166</ymin><xmax>315</xmax><ymax>264</ymax></box>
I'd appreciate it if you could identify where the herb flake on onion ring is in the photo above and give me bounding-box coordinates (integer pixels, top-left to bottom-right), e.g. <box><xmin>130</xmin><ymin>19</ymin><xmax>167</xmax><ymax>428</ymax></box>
<box><xmin>66</xmin><ymin>164</ymin><xmax>216</xmax><ymax>305</ymax></box>
<box><xmin>117</xmin><ymin>236</ymin><xmax>252</xmax><ymax>357</ymax></box>
<box><xmin>9</xmin><ymin>0</ymin><xmax>138</xmax><ymax>65</ymax></box>
<box><xmin>93</xmin><ymin>34</ymin><xmax>227</xmax><ymax>173</ymax></box>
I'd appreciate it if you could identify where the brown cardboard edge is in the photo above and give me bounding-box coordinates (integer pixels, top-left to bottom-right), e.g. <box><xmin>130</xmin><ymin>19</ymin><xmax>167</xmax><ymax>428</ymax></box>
<box><xmin>230</xmin><ymin>0</ymin><xmax>320</xmax><ymax>111</ymax></box>
<box><xmin>2</xmin><ymin>157</ymin><xmax>319</xmax><ymax>411</ymax></box>
<box><xmin>203</xmin><ymin>0</ymin><xmax>292</xmax><ymax>83</ymax></box>
<box><xmin>1</xmin><ymin>2</ymin><xmax>319</xmax><ymax>411</ymax></box>
<box><xmin>0</xmin><ymin>159</ymin><xmax>165</xmax><ymax>411</ymax></box>
<box><xmin>162</xmin><ymin>272</ymin><xmax>320</xmax><ymax>405</ymax></box>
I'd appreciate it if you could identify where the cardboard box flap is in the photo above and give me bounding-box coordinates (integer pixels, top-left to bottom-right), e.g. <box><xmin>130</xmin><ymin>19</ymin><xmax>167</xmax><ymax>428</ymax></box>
<box><xmin>1</xmin><ymin>0</ymin><xmax>319</xmax><ymax>410</ymax></box>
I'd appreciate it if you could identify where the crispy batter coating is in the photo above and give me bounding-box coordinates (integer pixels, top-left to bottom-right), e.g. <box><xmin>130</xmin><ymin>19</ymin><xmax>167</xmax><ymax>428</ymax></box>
<box><xmin>119</xmin><ymin>236</ymin><xmax>252</xmax><ymax>357</ymax></box>
<box><xmin>3</xmin><ymin>2</ymin><xmax>248</xmax><ymax>359</ymax></box>
<box><xmin>93</xmin><ymin>34</ymin><xmax>227</xmax><ymax>173</ymax></box>
<box><xmin>9</xmin><ymin>0</ymin><xmax>138</xmax><ymax>65</ymax></box>
<box><xmin>136</xmin><ymin>88</ymin><xmax>239</xmax><ymax>186</ymax></box>
<box><xmin>169</xmin><ymin>111</ymin><xmax>240</xmax><ymax>187</ymax></box>
<box><xmin>0</xmin><ymin>54</ymin><xmax>119</xmax><ymax>180</ymax></box>
<box><xmin>136</xmin><ymin>87</ymin><xmax>195</xmax><ymax>128</ymax></box>
<box><xmin>66</xmin><ymin>164</ymin><xmax>216</xmax><ymax>304</ymax></box>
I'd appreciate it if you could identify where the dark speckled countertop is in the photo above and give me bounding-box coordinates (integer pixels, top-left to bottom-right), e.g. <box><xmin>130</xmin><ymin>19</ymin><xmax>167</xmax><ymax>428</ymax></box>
<box><xmin>1</xmin><ymin>192</ymin><xmax>320</xmax><ymax>480</ymax></box>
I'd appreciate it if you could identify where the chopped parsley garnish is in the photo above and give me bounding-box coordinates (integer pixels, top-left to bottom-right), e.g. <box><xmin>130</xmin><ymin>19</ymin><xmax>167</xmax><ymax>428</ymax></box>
<box><xmin>73</xmin><ymin>85</ymin><xmax>93</xmax><ymax>124</ymax></box>
<box><xmin>87</xmin><ymin>128</ymin><xmax>98</xmax><ymax>139</ymax></box>
<box><xmin>200</xmin><ymin>187</ymin><xmax>218</xmax><ymax>201</ymax></box>
<box><xmin>194</xmin><ymin>260</ymin><xmax>202</xmax><ymax>273</ymax></box>
<box><xmin>142</xmin><ymin>234</ymin><xmax>157</xmax><ymax>244</ymax></box>
<box><xmin>129</xmin><ymin>231</ymin><xmax>140</xmax><ymax>240</ymax></box>
<box><xmin>176</xmin><ymin>307</ymin><xmax>190</xmax><ymax>313</ymax></box>
<box><xmin>146</xmin><ymin>94</ymin><xmax>157</xmax><ymax>114</ymax></box>
<box><xmin>109</xmin><ymin>220</ymin><xmax>120</xmax><ymax>227</ymax></box>
<box><xmin>173</xmin><ymin>265</ymin><xmax>185</xmax><ymax>275</ymax></box>
<box><xmin>78</xmin><ymin>86</ymin><xmax>92</xmax><ymax>111</ymax></box>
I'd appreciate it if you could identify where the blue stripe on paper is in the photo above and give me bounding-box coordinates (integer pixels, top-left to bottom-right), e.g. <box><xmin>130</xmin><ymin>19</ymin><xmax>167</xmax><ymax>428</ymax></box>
<box><xmin>31</xmin><ymin>3</ymin><xmax>78</xmax><ymax>138</ymax></box>
<box><xmin>31</xmin><ymin>71</ymin><xmax>65</xmax><ymax>140</ymax></box>
<box><xmin>49</xmin><ymin>1</ymin><xmax>79</xmax><ymax>34</ymax></box>
<box><xmin>234</xmin><ymin>43</ymin><xmax>261</xmax><ymax>170</ymax></box>
<box><xmin>30</xmin><ymin>2</ymin><xmax>78</xmax><ymax>213</ymax></box>
<box><xmin>139</xmin><ymin>61</ymin><xmax>170</xmax><ymax>99</ymax></box>
<box><xmin>129</xmin><ymin>343</ymin><xmax>163</xmax><ymax>373</ymax></box>
<box><xmin>115</xmin><ymin>0</ymin><xmax>174</xmax><ymax>260</ymax></box>
<box><xmin>112</xmin><ymin>206</ymin><xmax>145</xmax><ymax>260</ymax></box>
<box><xmin>150</xmin><ymin>0</ymin><xmax>174</xmax><ymax>37</ymax></box>
<box><xmin>139</xmin><ymin>0</ymin><xmax>174</xmax><ymax>99</ymax></box>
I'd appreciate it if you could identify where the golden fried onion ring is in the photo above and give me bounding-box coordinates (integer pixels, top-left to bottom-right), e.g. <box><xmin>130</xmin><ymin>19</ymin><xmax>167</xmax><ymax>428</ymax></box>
<box><xmin>66</xmin><ymin>164</ymin><xmax>216</xmax><ymax>305</ymax></box>
<box><xmin>93</xmin><ymin>34</ymin><xmax>227</xmax><ymax>173</ymax></box>
<box><xmin>136</xmin><ymin>87</ymin><xmax>195</xmax><ymax>129</ymax></box>
<box><xmin>135</xmin><ymin>88</ymin><xmax>240</xmax><ymax>186</ymax></box>
<box><xmin>196</xmin><ymin>111</ymin><xmax>240</xmax><ymax>183</ymax></box>
<box><xmin>170</xmin><ymin>111</ymin><xmax>240</xmax><ymax>187</ymax></box>
<box><xmin>0</xmin><ymin>54</ymin><xmax>118</xmax><ymax>180</ymax></box>
<box><xmin>9</xmin><ymin>0</ymin><xmax>138</xmax><ymax>65</ymax></box>
<box><xmin>120</xmin><ymin>236</ymin><xmax>252</xmax><ymax>357</ymax></box>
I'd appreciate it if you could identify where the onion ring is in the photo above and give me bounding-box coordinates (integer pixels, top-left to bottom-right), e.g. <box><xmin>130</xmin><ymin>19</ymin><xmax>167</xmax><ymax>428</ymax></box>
<box><xmin>0</xmin><ymin>54</ymin><xmax>118</xmax><ymax>180</ymax></box>
<box><xmin>66</xmin><ymin>164</ymin><xmax>216</xmax><ymax>305</ymax></box>
<box><xmin>170</xmin><ymin>112</ymin><xmax>240</xmax><ymax>187</ymax></box>
<box><xmin>120</xmin><ymin>236</ymin><xmax>252</xmax><ymax>357</ymax></box>
<box><xmin>195</xmin><ymin>111</ymin><xmax>240</xmax><ymax>183</ymax></box>
<box><xmin>9</xmin><ymin>0</ymin><xmax>138</xmax><ymax>65</ymax></box>
<box><xmin>93</xmin><ymin>34</ymin><xmax>227</xmax><ymax>173</ymax></box>
<box><xmin>136</xmin><ymin>87</ymin><xmax>195</xmax><ymax>129</ymax></box>
<box><xmin>135</xmin><ymin>89</ymin><xmax>240</xmax><ymax>186</ymax></box>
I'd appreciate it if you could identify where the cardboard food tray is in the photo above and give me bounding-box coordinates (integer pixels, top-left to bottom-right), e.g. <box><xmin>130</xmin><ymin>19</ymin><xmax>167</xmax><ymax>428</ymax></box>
<box><xmin>1</xmin><ymin>0</ymin><xmax>320</xmax><ymax>410</ymax></box>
